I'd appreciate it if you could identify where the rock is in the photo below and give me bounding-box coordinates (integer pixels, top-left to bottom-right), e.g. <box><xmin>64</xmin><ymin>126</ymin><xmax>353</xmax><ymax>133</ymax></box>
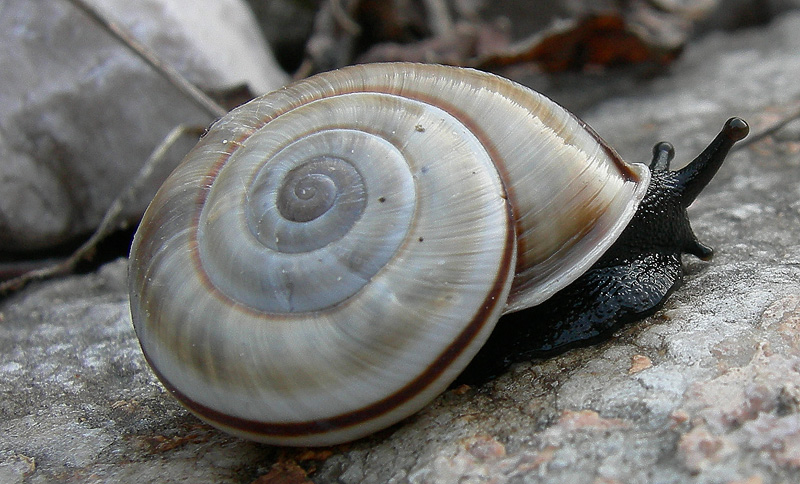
<box><xmin>0</xmin><ymin>0</ymin><xmax>287</xmax><ymax>252</ymax></box>
<box><xmin>2</xmin><ymin>10</ymin><xmax>800</xmax><ymax>484</ymax></box>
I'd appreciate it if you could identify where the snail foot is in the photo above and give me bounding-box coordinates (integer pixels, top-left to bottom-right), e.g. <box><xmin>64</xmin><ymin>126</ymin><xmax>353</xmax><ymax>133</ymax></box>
<box><xmin>456</xmin><ymin>252</ymin><xmax>683</xmax><ymax>385</ymax></box>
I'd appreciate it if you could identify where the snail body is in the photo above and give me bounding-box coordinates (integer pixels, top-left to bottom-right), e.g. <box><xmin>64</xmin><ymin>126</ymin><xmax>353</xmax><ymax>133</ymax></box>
<box><xmin>128</xmin><ymin>63</ymin><xmax>748</xmax><ymax>446</ymax></box>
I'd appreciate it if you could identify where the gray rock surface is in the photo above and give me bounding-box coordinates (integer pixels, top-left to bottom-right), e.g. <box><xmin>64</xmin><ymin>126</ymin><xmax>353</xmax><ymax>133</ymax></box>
<box><xmin>2</xmin><ymin>10</ymin><xmax>800</xmax><ymax>484</ymax></box>
<box><xmin>0</xmin><ymin>0</ymin><xmax>287</xmax><ymax>252</ymax></box>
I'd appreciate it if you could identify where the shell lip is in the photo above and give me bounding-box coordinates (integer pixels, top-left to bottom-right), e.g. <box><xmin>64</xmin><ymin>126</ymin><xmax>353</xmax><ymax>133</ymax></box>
<box><xmin>503</xmin><ymin>161</ymin><xmax>651</xmax><ymax>314</ymax></box>
<box><xmin>571</xmin><ymin>113</ymin><xmax>642</xmax><ymax>183</ymax></box>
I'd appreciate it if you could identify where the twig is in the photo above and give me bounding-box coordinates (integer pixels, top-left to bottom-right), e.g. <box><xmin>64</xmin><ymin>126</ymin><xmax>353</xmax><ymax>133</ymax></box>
<box><xmin>0</xmin><ymin>1</ymin><xmax>231</xmax><ymax>295</ymax></box>
<box><xmin>732</xmin><ymin>106</ymin><xmax>800</xmax><ymax>151</ymax></box>
<box><xmin>330</xmin><ymin>0</ymin><xmax>361</xmax><ymax>36</ymax></box>
<box><xmin>64</xmin><ymin>0</ymin><xmax>227</xmax><ymax>118</ymax></box>
<box><xmin>422</xmin><ymin>0</ymin><xmax>454</xmax><ymax>38</ymax></box>
<box><xmin>0</xmin><ymin>125</ymin><xmax>206</xmax><ymax>295</ymax></box>
<box><xmin>297</xmin><ymin>0</ymin><xmax>363</xmax><ymax>75</ymax></box>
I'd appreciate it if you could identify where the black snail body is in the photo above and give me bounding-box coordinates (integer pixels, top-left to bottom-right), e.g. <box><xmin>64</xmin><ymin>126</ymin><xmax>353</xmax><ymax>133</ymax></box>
<box><xmin>127</xmin><ymin>63</ymin><xmax>749</xmax><ymax>446</ymax></box>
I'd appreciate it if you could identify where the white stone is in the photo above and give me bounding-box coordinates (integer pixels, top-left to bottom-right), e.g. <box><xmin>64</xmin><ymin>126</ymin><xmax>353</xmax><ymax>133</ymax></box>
<box><xmin>0</xmin><ymin>0</ymin><xmax>287</xmax><ymax>251</ymax></box>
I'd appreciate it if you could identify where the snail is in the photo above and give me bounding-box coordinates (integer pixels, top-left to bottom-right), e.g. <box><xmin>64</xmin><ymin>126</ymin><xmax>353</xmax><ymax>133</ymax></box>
<box><xmin>127</xmin><ymin>63</ymin><xmax>749</xmax><ymax>446</ymax></box>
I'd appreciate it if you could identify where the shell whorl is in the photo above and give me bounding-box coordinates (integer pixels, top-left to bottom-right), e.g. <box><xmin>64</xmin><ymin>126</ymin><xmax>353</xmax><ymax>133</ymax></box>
<box><xmin>128</xmin><ymin>63</ymin><xmax>649</xmax><ymax>445</ymax></box>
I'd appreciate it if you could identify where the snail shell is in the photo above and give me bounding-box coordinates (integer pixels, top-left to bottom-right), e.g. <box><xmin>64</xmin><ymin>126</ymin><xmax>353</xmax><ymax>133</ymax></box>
<box><xmin>128</xmin><ymin>63</ymin><xmax>649</xmax><ymax>446</ymax></box>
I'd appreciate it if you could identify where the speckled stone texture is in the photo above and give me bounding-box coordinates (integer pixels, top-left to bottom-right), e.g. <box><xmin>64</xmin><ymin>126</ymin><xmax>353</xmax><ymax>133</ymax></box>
<box><xmin>2</xmin><ymin>11</ymin><xmax>800</xmax><ymax>484</ymax></box>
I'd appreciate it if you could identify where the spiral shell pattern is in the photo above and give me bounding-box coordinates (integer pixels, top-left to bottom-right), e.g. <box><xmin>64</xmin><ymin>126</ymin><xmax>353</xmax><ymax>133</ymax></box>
<box><xmin>128</xmin><ymin>63</ymin><xmax>649</xmax><ymax>445</ymax></box>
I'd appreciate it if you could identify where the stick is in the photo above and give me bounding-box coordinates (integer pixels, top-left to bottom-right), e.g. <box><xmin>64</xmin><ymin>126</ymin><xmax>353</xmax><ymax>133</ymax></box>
<box><xmin>64</xmin><ymin>0</ymin><xmax>227</xmax><ymax>118</ymax></box>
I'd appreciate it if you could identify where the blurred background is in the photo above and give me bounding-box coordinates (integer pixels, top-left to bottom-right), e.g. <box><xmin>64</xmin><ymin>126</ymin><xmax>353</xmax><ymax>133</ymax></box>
<box><xmin>0</xmin><ymin>0</ymin><xmax>795</xmax><ymax>281</ymax></box>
